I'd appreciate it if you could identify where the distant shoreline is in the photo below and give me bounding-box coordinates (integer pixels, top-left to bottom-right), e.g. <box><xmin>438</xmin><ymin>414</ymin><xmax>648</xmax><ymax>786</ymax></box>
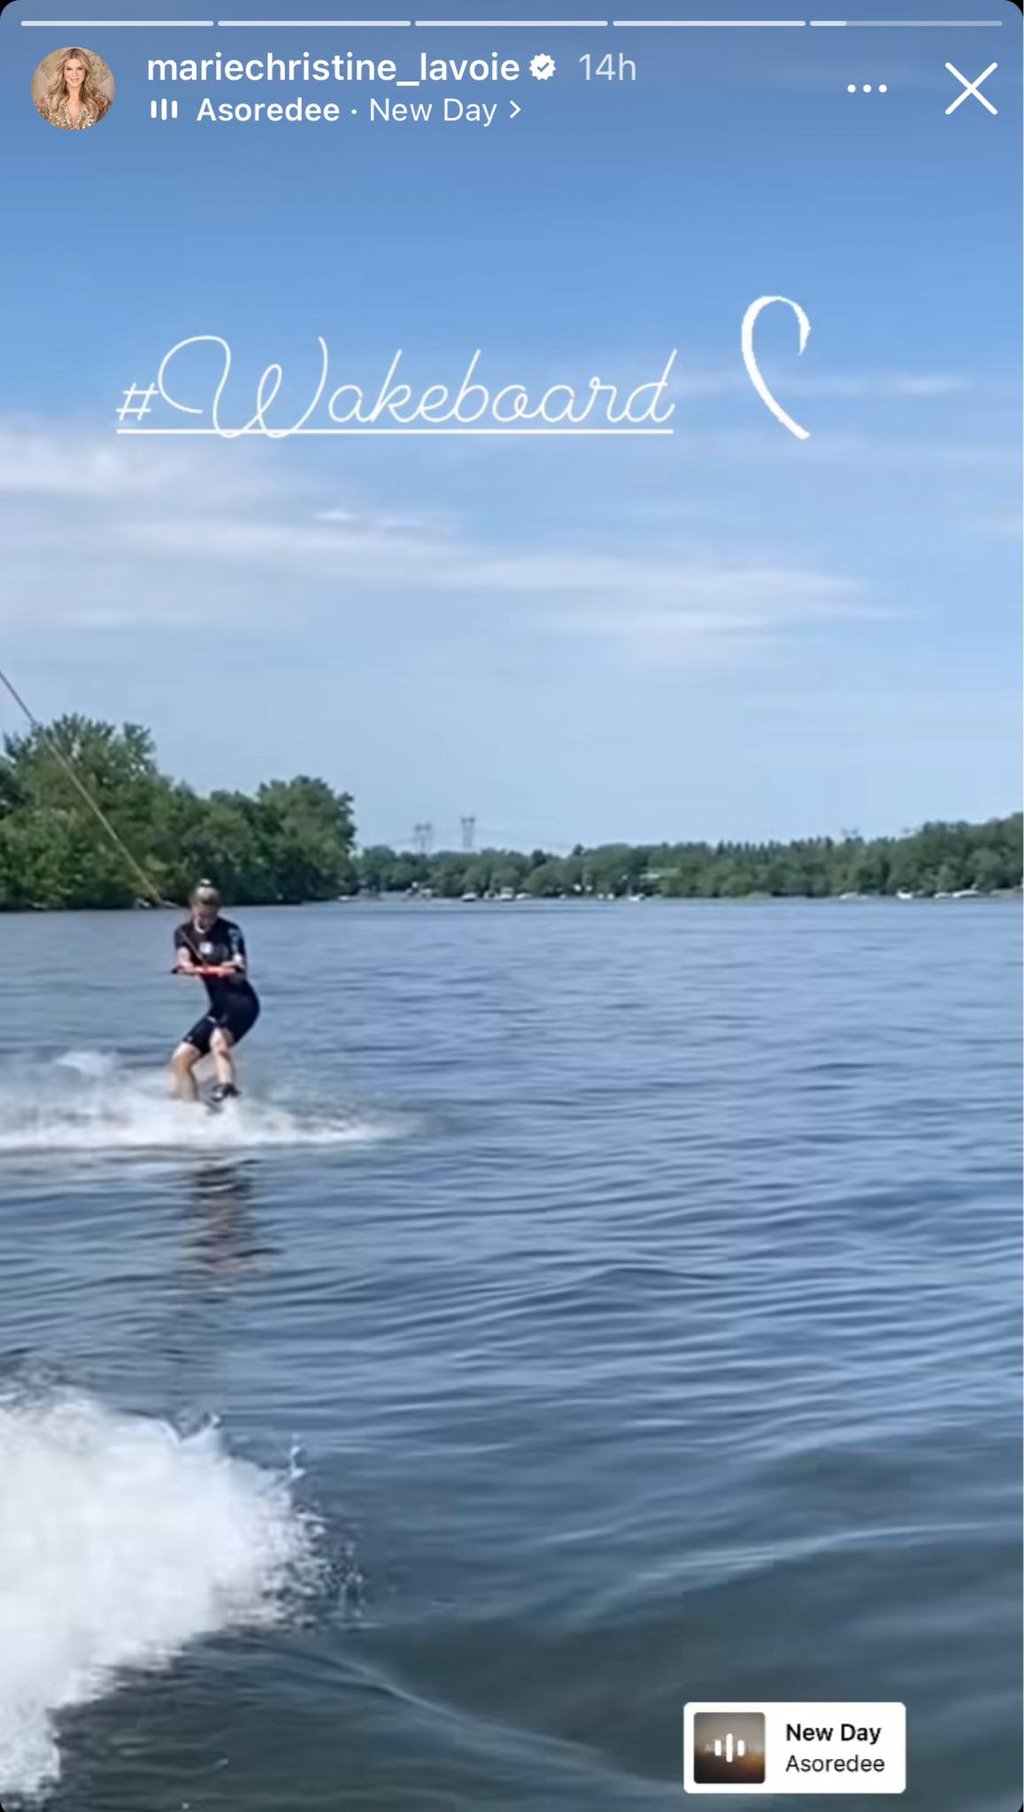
<box><xmin>339</xmin><ymin>887</ymin><xmax>1024</xmax><ymax>905</ymax></box>
<box><xmin>352</xmin><ymin>817</ymin><xmax>1022</xmax><ymax>907</ymax></box>
<box><xmin>1</xmin><ymin>715</ymin><xmax>1019</xmax><ymax>913</ymax></box>
<box><xmin>6</xmin><ymin>888</ymin><xmax>1021</xmax><ymax>916</ymax></box>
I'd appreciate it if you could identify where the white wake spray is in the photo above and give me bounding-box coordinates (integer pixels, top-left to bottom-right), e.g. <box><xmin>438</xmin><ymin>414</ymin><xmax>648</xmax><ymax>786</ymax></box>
<box><xmin>0</xmin><ymin>1390</ymin><xmax>322</xmax><ymax>1801</ymax></box>
<box><xmin>0</xmin><ymin>1050</ymin><xmax>407</xmax><ymax>1155</ymax></box>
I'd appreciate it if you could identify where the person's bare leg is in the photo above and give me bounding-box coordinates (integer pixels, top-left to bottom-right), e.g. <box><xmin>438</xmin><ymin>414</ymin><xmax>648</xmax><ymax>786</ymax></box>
<box><xmin>210</xmin><ymin>1028</ymin><xmax>237</xmax><ymax>1093</ymax></box>
<box><xmin>170</xmin><ymin>1042</ymin><xmax>201</xmax><ymax>1102</ymax></box>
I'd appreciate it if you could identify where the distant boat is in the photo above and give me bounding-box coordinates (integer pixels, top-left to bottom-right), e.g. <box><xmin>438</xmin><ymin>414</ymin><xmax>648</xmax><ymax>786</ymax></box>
<box><xmin>461</xmin><ymin>890</ymin><xmax>479</xmax><ymax>902</ymax></box>
<box><xmin>952</xmin><ymin>887</ymin><xmax>979</xmax><ymax>899</ymax></box>
<box><xmin>896</xmin><ymin>889</ymin><xmax>915</xmax><ymax>901</ymax></box>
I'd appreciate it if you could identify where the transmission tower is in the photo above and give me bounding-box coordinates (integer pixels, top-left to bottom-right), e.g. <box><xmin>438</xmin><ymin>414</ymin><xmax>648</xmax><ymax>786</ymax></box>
<box><xmin>460</xmin><ymin>815</ymin><xmax>477</xmax><ymax>853</ymax></box>
<box><xmin>414</xmin><ymin>822</ymin><xmax>434</xmax><ymax>855</ymax></box>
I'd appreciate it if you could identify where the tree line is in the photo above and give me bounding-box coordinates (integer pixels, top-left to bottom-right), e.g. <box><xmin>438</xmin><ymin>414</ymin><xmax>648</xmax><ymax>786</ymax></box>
<box><xmin>0</xmin><ymin>716</ymin><xmax>1019</xmax><ymax>909</ymax></box>
<box><xmin>360</xmin><ymin>817</ymin><xmax>1022</xmax><ymax>901</ymax></box>
<box><xmin>0</xmin><ymin>717</ymin><xmax>357</xmax><ymax>909</ymax></box>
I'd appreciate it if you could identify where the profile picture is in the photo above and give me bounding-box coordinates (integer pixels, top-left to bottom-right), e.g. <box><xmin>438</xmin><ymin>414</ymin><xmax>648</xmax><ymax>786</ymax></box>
<box><xmin>32</xmin><ymin>45</ymin><xmax>114</xmax><ymax>132</ymax></box>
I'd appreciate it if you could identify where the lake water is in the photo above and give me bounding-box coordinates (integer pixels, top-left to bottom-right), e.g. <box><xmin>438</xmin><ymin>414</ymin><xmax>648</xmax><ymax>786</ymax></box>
<box><xmin>0</xmin><ymin>899</ymin><xmax>1019</xmax><ymax>1811</ymax></box>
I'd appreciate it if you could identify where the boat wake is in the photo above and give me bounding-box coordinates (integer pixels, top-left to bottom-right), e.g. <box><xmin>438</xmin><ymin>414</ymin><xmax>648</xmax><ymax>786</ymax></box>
<box><xmin>0</xmin><ymin>1051</ymin><xmax>409</xmax><ymax>1156</ymax></box>
<box><xmin>0</xmin><ymin>1384</ymin><xmax>321</xmax><ymax>1802</ymax></box>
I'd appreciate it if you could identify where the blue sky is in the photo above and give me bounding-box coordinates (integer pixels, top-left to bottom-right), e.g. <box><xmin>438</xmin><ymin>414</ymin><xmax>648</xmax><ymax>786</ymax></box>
<box><xmin>0</xmin><ymin>0</ymin><xmax>1019</xmax><ymax>848</ymax></box>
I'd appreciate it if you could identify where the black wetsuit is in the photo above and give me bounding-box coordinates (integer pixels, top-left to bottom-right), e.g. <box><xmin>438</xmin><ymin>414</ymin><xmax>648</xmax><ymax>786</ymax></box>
<box><xmin>175</xmin><ymin>916</ymin><xmax>261</xmax><ymax>1054</ymax></box>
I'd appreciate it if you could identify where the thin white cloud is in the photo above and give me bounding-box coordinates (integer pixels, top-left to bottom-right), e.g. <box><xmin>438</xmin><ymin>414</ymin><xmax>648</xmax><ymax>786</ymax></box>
<box><xmin>0</xmin><ymin>419</ymin><xmax>876</xmax><ymax>658</ymax></box>
<box><xmin>672</xmin><ymin>368</ymin><xmax>969</xmax><ymax>402</ymax></box>
<box><xmin>316</xmin><ymin>506</ymin><xmax>456</xmax><ymax>536</ymax></box>
<box><xmin>966</xmin><ymin>512</ymin><xmax>1024</xmax><ymax>540</ymax></box>
<box><xmin>0</xmin><ymin>420</ymin><xmax>306</xmax><ymax>507</ymax></box>
<box><xmin>0</xmin><ymin>425</ymin><xmax>168</xmax><ymax>499</ymax></box>
<box><xmin>679</xmin><ymin>428</ymin><xmax>1008</xmax><ymax>469</ymax></box>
